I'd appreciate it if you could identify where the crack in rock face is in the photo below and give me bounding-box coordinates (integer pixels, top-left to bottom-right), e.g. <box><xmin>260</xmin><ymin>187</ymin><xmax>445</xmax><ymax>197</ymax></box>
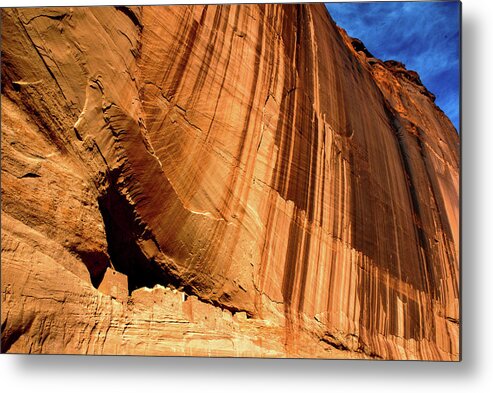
<box><xmin>1</xmin><ymin>4</ymin><xmax>459</xmax><ymax>360</ymax></box>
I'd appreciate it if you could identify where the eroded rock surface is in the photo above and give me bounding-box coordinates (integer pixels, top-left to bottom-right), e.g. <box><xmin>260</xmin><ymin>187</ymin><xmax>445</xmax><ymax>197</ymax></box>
<box><xmin>1</xmin><ymin>4</ymin><xmax>459</xmax><ymax>360</ymax></box>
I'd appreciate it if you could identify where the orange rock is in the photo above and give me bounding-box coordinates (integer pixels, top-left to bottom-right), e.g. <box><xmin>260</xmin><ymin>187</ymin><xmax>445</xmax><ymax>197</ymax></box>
<box><xmin>98</xmin><ymin>268</ymin><xmax>128</xmax><ymax>302</ymax></box>
<box><xmin>1</xmin><ymin>4</ymin><xmax>459</xmax><ymax>360</ymax></box>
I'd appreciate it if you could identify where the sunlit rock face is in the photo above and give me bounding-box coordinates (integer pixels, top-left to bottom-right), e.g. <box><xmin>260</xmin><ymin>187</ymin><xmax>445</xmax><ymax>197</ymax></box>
<box><xmin>1</xmin><ymin>4</ymin><xmax>459</xmax><ymax>360</ymax></box>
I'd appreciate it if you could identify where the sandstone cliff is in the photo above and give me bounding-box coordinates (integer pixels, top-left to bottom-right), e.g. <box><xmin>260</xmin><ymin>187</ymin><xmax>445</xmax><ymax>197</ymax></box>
<box><xmin>1</xmin><ymin>4</ymin><xmax>460</xmax><ymax>360</ymax></box>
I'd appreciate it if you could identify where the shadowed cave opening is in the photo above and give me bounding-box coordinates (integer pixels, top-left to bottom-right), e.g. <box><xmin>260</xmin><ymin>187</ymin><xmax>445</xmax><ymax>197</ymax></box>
<box><xmin>93</xmin><ymin>174</ymin><xmax>254</xmax><ymax>317</ymax></box>
<box><xmin>96</xmin><ymin>181</ymin><xmax>184</xmax><ymax>294</ymax></box>
<box><xmin>77</xmin><ymin>250</ymin><xmax>112</xmax><ymax>288</ymax></box>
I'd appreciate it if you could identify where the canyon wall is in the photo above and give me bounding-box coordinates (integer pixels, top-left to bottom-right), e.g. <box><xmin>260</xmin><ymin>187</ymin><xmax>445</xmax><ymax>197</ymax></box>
<box><xmin>1</xmin><ymin>4</ymin><xmax>460</xmax><ymax>360</ymax></box>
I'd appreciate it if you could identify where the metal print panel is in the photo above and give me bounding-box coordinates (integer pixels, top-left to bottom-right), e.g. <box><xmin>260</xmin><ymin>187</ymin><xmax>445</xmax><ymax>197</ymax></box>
<box><xmin>1</xmin><ymin>1</ymin><xmax>461</xmax><ymax>360</ymax></box>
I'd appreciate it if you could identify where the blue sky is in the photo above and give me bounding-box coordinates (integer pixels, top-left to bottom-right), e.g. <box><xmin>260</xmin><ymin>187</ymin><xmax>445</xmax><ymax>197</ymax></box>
<box><xmin>326</xmin><ymin>1</ymin><xmax>460</xmax><ymax>131</ymax></box>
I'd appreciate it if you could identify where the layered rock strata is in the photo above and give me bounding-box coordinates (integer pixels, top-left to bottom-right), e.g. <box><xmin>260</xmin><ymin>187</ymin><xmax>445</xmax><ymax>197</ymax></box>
<box><xmin>1</xmin><ymin>4</ymin><xmax>460</xmax><ymax>360</ymax></box>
